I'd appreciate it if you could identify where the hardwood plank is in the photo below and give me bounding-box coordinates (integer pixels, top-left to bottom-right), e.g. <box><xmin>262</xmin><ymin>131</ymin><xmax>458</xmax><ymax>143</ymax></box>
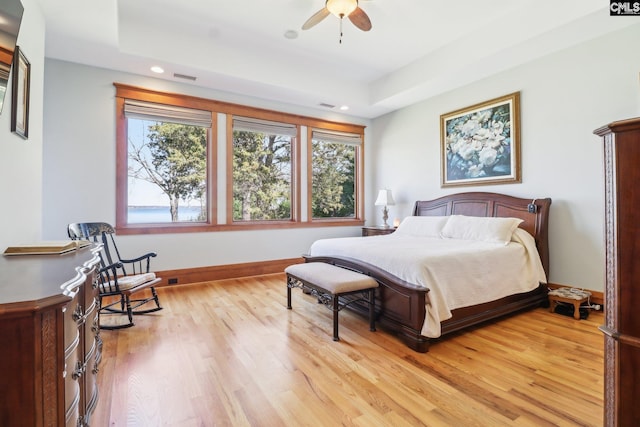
<box><xmin>94</xmin><ymin>274</ymin><xmax>604</xmax><ymax>426</ymax></box>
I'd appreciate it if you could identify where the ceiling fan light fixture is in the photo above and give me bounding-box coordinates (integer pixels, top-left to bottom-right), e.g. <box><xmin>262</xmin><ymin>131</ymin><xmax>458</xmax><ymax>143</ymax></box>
<box><xmin>326</xmin><ymin>0</ymin><xmax>357</xmax><ymax>18</ymax></box>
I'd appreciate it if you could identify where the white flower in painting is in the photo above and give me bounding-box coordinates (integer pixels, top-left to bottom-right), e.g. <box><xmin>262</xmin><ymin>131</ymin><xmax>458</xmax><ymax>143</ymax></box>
<box><xmin>461</xmin><ymin>119</ymin><xmax>480</xmax><ymax>136</ymax></box>
<box><xmin>448</xmin><ymin>135</ymin><xmax>462</xmax><ymax>153</ymax></box>
<box><xmin>467</xmin><ymin>164</ymin><xmax>484</xmax><ymax>177</ymax></box>
<box><xmin>476</xmin><ymin>110</ymin><xmax>492</xmax><ymax>123</ymax></box>
<box><xmin>479</xmin><ymin>147</ymin><xmax>498</xmax><ymax>167</ymax></box>
<box><xmin>472</xmin><ymin>128</ymin><xmax>490</xmax><ymax>140</ymax></box>
<box><xmin>486</xmin><ymin>133</ymin><xmax>505</xmax><ymax>149</ymax></box>
<box><xmin>492</xmin><ymin>120</ymin><xmax>504</xmax><ymax>135</ymax></box>
<box><xmin>458</xmin><ymin>142</ymin><xmax>476</xmax><ymax>160</ymax></box>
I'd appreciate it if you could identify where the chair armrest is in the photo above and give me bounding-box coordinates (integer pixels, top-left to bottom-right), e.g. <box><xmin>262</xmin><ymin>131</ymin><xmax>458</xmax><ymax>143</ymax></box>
<box><xmin>119</xmin><ymin>252</ymin><xmax>157</xmax><ymax>264</ymax></box>
<box><xmin>118</xmin><ymin>252</ymin><xmax>157</xmax><ymax>275</ymax></box>
<box><xmin>99</xmin><ymin>260</ymin><xmax>124</xmax><ymax>275</ymax></box>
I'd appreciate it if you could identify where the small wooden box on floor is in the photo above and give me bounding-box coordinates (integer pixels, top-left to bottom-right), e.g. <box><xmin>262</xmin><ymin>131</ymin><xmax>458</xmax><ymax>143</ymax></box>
<box><xmin>548</xmin><ymin>287</ymin><xmax>590</xmax><ymax>320</ymax></box>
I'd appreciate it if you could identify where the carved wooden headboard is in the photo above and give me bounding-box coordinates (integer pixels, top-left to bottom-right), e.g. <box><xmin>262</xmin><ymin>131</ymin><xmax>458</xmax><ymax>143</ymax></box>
<box><xmin>413</xmin><ymin>192</ymin><xmax>552</xmax><ymax>278</ymax></box>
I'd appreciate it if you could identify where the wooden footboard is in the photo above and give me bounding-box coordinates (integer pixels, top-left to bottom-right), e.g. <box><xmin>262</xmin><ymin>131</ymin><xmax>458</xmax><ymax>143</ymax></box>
<box><xmin>304</xmin><ymin>255</ymin><xmax>548</xmax><ymax>353</ymax></box>
<box><xmin>303</xmin><ymin>255</ymin><xmax>430</xmax><ymax>352</ymax></box>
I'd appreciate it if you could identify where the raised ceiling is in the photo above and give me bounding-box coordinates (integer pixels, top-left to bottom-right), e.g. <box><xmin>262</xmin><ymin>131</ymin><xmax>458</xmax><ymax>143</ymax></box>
<box><xmin>36</xmin><ymin>0</ymin><xmax>634</xmax><ymax>118</ymax></box>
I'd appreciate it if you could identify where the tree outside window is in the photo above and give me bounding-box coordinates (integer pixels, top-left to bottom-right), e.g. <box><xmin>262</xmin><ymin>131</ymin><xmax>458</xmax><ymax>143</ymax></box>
<box><xmin>127</xmin><ymin>118</ymin><xmax>209</xmax><ymax>224</ymax></box>
<box><xmin>232</xmin><ymin>126</ymin><xmax>293</xmax><ymax>221</ymax></box>
<box><xmin>311</xmin><ymin>133</ymin><xmax>358</xmax><ymax>219</ymax></box>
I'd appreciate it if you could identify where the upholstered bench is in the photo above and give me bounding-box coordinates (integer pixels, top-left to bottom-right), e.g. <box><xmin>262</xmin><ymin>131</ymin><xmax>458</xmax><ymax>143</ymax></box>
<box><xmin>285</xmin><ymin>262</ymin><xmax>379</xmax><ymax>341</ymax></box>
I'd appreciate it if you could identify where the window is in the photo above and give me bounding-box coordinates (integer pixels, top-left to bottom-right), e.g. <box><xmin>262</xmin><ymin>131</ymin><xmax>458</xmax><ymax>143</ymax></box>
<box><xmin>231</xmin><ymin>117</ymin><xmax>296</xmax><ymax>222</ymax></box>
<box><xmin>124</xmin><ymin>100</ymin><xmax>212</xmax><ymax>225</ymax></box>
<box><xmin>310</xmin><ymin>129</ymin><xmax>361</xmax><ymax>219</ymax></box>
<box><xmin>115</xmin><ymin>84</ymin><xmax>364</xmax><ymax>234</ymax></box>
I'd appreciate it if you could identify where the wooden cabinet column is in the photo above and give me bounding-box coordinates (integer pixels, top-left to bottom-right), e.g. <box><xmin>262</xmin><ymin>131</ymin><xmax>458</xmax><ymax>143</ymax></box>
<box><xmin>594</xmin><ymin>118</ymin><xmax>640</xmax><ymax>427</ymax></box>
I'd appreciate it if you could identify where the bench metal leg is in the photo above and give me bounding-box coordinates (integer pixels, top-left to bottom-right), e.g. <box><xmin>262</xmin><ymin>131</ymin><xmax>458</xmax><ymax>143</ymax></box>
<box><xmin>286</xmin><ymin>276</ymin><xmax>292</xmax><ymax>309</ymax></box>
<box><xmin>333</xmin><ymin>296</ymin><xmax>340</xmax><ymax>341</ymax></box>
<box><xmin>369</xmin><ymin>288</ymin><xmax>376</xmax><ymax>332</ymax></box>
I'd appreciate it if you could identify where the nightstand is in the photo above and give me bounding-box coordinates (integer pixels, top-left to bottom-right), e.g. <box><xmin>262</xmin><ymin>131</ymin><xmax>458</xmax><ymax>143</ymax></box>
<box><xmin>361</xmin><ymin>226</ymin><xmax>396</xmax><ymax>237</ymax></box>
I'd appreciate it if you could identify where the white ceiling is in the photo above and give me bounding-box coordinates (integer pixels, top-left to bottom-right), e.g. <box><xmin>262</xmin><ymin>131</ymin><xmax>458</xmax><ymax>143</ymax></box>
<box><xmin>35</xmin><ymin>0</ymin><xmax>635</xmax><ymax>118</ymax></box>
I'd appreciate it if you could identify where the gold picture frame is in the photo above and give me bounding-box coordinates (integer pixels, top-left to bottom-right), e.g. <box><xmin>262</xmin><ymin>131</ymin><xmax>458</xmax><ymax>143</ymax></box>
<box><xmin>441</xmin><ymin>92</ymin><xmax>521</xmax><ymax>187</ymax></box>
<box><xmin>11</xmin><ymin>46</ymin><xmax>30</xmax><ymax>139</ymax></box>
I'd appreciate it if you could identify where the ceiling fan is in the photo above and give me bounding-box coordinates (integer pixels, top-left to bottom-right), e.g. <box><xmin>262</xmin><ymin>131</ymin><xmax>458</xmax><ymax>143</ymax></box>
<box><xmin>302</xmin><ymin>0</ymin><xmax>372</xmax><ymax>43</ymax></box>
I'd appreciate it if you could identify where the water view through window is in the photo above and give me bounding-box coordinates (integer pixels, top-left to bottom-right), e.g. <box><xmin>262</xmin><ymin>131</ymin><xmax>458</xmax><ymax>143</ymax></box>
<box><xmin>127</xmin><ymin>117</ymin><xmax>209</xmax><ymax>224</ymax></box>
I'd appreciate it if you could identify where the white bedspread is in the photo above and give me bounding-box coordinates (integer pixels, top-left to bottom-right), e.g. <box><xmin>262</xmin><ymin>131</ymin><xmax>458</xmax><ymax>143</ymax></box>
<box><xmin>308</xmin><ymin>228</ymin><xmax>547</xmax><ymax>338</ymax></box>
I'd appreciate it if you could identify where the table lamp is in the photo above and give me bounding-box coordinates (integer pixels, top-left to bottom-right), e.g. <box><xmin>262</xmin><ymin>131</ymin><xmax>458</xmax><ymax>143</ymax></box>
<box><xmin>374</xmin><ymin>189</ymin><xmax>395</xmax><ymax>228</ymax></box>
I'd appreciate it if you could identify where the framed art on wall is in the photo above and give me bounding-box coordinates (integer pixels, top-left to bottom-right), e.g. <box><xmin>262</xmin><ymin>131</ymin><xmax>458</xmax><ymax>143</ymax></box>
<box><xmin>11</xmin><ymin>46</ymin><xmax>30</xmax><ymax>139</ymax></box>
<box><xmin>441</xmin><ymin>92</ymin><xmax>520</xmax><ymax>187</ymax></box>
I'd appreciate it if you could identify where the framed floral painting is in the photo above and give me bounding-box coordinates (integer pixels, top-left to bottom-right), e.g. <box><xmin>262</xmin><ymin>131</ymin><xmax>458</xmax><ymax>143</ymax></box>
<box><xmin>440</xmin><ymin>92</ymin><xmax>521</xmax><ymax>187</ymax></box>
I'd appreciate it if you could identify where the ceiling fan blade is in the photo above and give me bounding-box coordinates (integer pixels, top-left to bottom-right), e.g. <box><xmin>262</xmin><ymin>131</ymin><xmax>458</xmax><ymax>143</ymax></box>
<box><xmin>302</xmin><ymin>8</ymin><xmax>330</xmax><ymax>30</ymax></box>
<box><xmin>348</xmin><ymin>7</ymin><xmax>372</xmax><ymax>31</ymax></box>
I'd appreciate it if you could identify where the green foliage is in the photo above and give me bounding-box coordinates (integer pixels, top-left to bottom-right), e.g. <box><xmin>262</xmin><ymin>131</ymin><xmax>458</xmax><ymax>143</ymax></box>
<box><xmin>128</xmin><ymin>121</ymin><xmax>207</xmax><ymax>221</ymax></box>
<box><xmin>232</xmin><ymin>131</ymin><xmax>292</xmax><ymax>221</ymax></box>
<box><xmin>311</xmin><ymin>141</ymin><xmax>355</xmax><ymax>218</ymax></box>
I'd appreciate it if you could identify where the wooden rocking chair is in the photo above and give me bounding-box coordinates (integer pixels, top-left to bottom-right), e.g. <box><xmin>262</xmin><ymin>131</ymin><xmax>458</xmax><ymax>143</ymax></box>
<box><xmin>67</xmin><ymin>222</ymin><xmax>163</xmax><ymax>329</ymax></box>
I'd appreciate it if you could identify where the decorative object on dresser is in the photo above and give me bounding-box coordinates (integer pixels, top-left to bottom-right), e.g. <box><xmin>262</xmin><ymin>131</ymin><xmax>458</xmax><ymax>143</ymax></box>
<box><xmin>362</xmin><ymin>225</ymin><xmax>396</xmax><ymax>237</ymax></box>
<box><xmin>68</xmin><ymin>222</ymin><xmax>162</xmax><ymax>329</ymax></box>
<box><xmin>441</xmin><ymin>92</ymin><xmax>521</xmax><ymax>187</ymax></box>
<box><xmin>594</xmin><ymin>118</ymin><xmax>640</xmax><ymax>427</ymax></box>
<box><xmin>306</xmin><ymin>191</ymin><xmax>551</xmax><ymax>353</ymax></box>
<box><xmin>374</xmin><ymin>189</ymin><xmax>395</xmax><ymax>228</ymax></box>
<box><xmin>0</xmin><ymin>245</ymin><xmax>102</xmax><ymax>426</ymax></box>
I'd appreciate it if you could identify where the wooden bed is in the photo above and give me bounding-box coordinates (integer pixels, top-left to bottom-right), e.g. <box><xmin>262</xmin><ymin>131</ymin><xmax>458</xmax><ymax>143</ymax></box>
<box><xmin>304</xmin><ymin>192</ymin><xmax>552</xmax><ymax>353</ymax></box>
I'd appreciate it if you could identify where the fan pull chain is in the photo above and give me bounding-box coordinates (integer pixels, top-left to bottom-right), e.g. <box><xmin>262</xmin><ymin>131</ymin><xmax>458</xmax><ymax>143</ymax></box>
<box><xmin>339</xmin><ymin>15</ymin><xmax>344</xmax><ymax>44</ymax></box>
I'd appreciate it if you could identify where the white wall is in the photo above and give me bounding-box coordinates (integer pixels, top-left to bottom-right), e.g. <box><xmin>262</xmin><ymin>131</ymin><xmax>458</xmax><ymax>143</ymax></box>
<box><xmin>0</xmin><ymin>0</ymin><xmax>45</xmax><ymax>251</ymax></box>
<box><xmin>370</xmin><ymin>23</ymin><xmax>640</xmax><ymax>292</ymax></box>
<box><xmin>41</xmin><ymin>60</ymin><xmax>372</xmax><ymax>270</ymax></box>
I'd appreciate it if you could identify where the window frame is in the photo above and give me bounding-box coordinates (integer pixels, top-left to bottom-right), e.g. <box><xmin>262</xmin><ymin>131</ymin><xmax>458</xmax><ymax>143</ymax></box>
<box><xmin>115</xmin><ymin>85</ymin><xmax>218</xmax><ymax>235</ymax></box>
<box><xmin>226</xmin><ymin>114</ymin><xmax>300</xmax><ymax>225</ymax></box>
<box><xmin>306</xmin><ymin>126</ymin><xmax>364</xmax><ymax>224</ymax></box>
<box><xmin>115</xmin><ymin>83</ymin><xmax>364</xmax><ymax>235</ymax></box>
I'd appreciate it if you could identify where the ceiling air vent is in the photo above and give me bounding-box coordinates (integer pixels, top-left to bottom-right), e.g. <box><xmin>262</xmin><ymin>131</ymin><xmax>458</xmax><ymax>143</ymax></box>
<box><xmin>173</xmin><ymin>73</ymin><xmax>197</xmax><ymax>81</ymax></box>
<box><xmin>319</xmin><ymin>103</ymin><xmax>335</xmax><ymax>109</ymax></box>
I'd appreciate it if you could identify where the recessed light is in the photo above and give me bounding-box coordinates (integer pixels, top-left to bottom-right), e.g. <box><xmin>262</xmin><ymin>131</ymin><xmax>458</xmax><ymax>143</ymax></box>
<box><xmin>150</xmin><ymin>66</ymin><xmax>164</xmax><ymax>74</ymax></box>
<box><xmin>340</xmin><ymin>105</ymin><xmax>349</xmax><ymax>111</ymax></box>
<box><xmin>284</xmin><ymin>30</ymin><xmax>298</xmax><ymax>39</ymax></box>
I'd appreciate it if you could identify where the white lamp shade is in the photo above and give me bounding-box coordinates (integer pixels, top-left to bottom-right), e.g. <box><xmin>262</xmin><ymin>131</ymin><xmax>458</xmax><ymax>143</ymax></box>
<box><xmin>326</xmin><ymin>0</ymin><xmax>358</xmax><ymax>17</ymax></box>
<box><xmin>375</xmin><ymin>189</ymin><xmax>395</xmax><ymax>206</ymax></box>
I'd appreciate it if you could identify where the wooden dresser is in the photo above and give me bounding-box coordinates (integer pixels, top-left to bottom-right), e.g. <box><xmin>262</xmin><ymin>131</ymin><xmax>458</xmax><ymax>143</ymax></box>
<box><xmin>594</xmin><ymin>118</ymin><xmax>640</xmax><ymax>427</ymax></box>
<box><xmin>0</xmin><ymin>245</ymin><xmax>102</xmax><ymax>427</ymax></box>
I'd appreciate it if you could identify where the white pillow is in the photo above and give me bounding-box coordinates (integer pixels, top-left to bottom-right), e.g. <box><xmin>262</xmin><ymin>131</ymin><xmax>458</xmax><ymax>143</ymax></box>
<box><xmin>440</xmin><ymin>215</ymin><xmax>523</xmax><ymax>245</ymax></box>
<box><xmin>394</xmin><ymin>216</ymin><xmax>448</xmax><ymax>238</ymax></box>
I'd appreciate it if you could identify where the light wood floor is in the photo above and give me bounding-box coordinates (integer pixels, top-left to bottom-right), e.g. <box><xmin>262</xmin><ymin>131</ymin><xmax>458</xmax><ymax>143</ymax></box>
<box><xmin>94</xmin><ymin>274</ymin><xmax>604</xmax><ymax>426</ymax></box>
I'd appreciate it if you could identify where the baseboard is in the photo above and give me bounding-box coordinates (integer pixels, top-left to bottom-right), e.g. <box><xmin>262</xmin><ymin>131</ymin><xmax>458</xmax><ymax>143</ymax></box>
<box><xmin>153</xmin><ymin>265</ymin><xmax>606</xmax><ymax>309</ymax></box>
<box><xmin>155</xmin><ymin>257</ymin><xmax>304</xmax><ymax>287</ymax></box>
<box><xmin>547</xmin><ymin>282</ymin><xmax>604</xmax><ymax>308</ymax></box>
